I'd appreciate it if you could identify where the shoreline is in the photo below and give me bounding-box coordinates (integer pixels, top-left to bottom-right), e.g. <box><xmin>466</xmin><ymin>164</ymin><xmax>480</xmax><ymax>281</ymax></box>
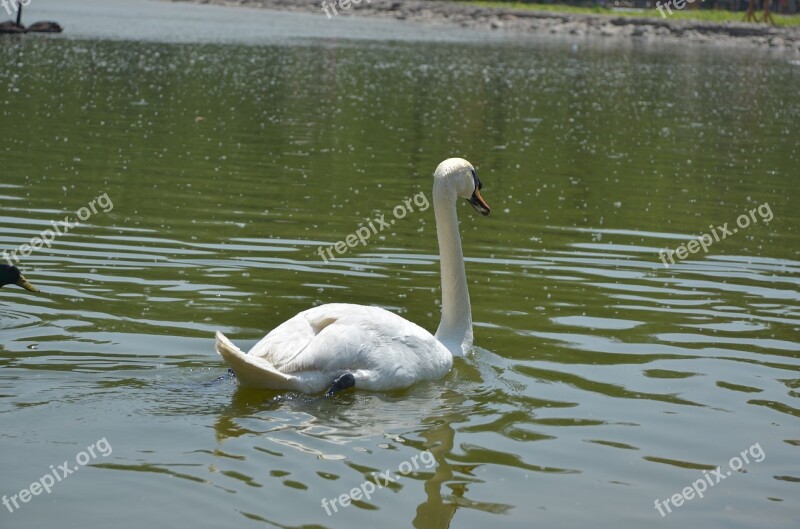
<box><xmin>170</xmin><ymin>0</ymin><xmax>800</xmax><ymax>52</ymax></box>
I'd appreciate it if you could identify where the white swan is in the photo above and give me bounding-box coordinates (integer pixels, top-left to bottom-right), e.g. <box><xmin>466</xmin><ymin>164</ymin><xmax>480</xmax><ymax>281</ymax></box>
<box><xmin>215</xmin><ymin>158</ymin><xmax>490</xmax><ymax>395</ymax></box>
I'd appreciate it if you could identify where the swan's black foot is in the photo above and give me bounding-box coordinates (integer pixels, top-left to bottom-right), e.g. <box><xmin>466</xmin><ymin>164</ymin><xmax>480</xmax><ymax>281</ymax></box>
<box><xmin>212</xmin><ymin>368</ymin><xmax>236</xmax><ymax>383</ymax></box>
<box><xmin>325</xmin><ymin>373</ymin><xmax>355</xmax><ymax>397</ymax></box>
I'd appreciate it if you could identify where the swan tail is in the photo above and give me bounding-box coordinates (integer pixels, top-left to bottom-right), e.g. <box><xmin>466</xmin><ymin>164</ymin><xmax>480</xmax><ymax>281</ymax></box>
<box><xmin>215</xmin><ymin>331</ymin><xmax>298</xmax><ymax>390</ymax></box>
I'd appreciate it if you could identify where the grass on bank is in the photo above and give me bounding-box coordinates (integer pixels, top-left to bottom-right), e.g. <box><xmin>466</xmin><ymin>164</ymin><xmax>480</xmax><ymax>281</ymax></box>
<box><xmin>466</xmin><ymin>1</ymin><xmax>800</xmax><ymax>27</ymax></box>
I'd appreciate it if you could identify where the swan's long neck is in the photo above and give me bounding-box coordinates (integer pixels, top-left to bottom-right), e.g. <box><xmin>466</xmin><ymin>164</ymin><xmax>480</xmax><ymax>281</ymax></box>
<box><xmin>433</xmin><ymin>186</ymin><xmax>472</xmax><ymax>357</ymax></box>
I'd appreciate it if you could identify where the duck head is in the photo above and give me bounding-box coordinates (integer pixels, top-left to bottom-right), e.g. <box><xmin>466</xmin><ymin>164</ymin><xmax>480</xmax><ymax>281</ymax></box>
<box><xmin>0</xmin><ymin>265</ymin><xmax>39</xmax><ymax>292</ymax></box>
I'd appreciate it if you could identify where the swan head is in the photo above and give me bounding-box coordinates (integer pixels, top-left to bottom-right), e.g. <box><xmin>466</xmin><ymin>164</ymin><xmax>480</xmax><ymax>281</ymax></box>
<box><xmin>0</xmin><ymin>265</ymin><xmax>38</xmax><ymax>292</ymax></box>
<box><xmin>433</xmin><ymin>158</ymin><xmax>491</xmax><ymax>216</ymax></box>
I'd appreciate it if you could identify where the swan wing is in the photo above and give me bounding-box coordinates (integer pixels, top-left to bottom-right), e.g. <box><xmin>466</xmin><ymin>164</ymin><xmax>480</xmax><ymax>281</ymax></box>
<box><xmin>246</xmin><ymin>303</ymin><xmax>452</xmax><ymax>391</ymax></box>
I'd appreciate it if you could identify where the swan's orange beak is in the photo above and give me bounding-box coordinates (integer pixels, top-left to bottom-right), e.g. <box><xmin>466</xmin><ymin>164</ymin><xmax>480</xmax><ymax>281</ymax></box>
<box><xmin>468</xmin><ymin>188</ymin><xmax>490</xmax><ymax>216</ymax></box>
<box><xmin>468</xmin><ymin>169</ymin><xmax>490</xmax><ymax>216</ymax></box>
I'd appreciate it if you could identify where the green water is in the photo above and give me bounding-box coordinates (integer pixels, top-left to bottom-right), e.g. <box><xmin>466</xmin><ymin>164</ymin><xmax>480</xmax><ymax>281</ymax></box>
<box><xmin>1</xmin><ymin>23</ymin><xmax>799</xmax><ymax>529</ymax></box>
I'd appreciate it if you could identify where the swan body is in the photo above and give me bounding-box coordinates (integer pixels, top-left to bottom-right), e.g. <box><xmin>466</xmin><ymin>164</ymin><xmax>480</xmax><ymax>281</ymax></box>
<box><xmin>216</xmin><ymin>158</ymin><xmax>490</xmax><ymax>394</ymax></box>
<box><xmin>216</xmin><ymin>304</ymin><xmax>453</xmax><ymax>392</ymax></box>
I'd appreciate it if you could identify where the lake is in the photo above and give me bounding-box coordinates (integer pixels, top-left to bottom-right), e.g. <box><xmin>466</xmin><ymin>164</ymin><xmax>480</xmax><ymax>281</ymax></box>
<box><xmin>1</xmin><ymin>1</ymin><xmax>799</xmax><ymax>528</ymax></box>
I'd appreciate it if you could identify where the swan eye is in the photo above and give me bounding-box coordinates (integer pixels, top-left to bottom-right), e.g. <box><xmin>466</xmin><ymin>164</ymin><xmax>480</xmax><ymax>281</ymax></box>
<box><xmin>471</xmin><ymin>169</ymin><xmax>482</xmax><ymax>191</ymax></box>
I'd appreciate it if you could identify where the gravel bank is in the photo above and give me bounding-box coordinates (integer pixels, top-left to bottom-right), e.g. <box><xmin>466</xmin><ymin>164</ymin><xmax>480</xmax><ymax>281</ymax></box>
<box><xmin>173</xmin><ymin>0</ymin><xmax>800</xmax><ymax>52</ymax></box>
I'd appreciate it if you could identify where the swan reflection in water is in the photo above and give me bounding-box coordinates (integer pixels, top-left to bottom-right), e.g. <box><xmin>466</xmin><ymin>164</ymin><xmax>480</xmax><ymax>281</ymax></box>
<box><xmin>211</xmin><ymin>348</ymin><xmax>526</xmax><ymax>528</ymax></box>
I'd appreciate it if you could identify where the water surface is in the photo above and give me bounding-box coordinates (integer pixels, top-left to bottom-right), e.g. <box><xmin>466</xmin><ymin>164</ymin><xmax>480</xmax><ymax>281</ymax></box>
<box><xmin>1</xmin><ymin>2</ymin><xmax>799</xmax><ymax>528</ymax></box>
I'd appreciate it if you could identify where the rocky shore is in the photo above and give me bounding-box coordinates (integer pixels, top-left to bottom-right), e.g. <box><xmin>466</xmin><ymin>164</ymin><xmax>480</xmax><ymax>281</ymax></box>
<box><xmin>173</xmin><ymin>0</ymin><xmax>800</xmax><ymax>52</ymax></box>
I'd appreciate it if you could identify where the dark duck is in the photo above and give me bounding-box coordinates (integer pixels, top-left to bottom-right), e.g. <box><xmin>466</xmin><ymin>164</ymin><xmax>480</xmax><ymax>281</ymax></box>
<box><xmin>0</xmin><ymin>265</ymin><xmax>38</xmax><ymax>292</ymax></box>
